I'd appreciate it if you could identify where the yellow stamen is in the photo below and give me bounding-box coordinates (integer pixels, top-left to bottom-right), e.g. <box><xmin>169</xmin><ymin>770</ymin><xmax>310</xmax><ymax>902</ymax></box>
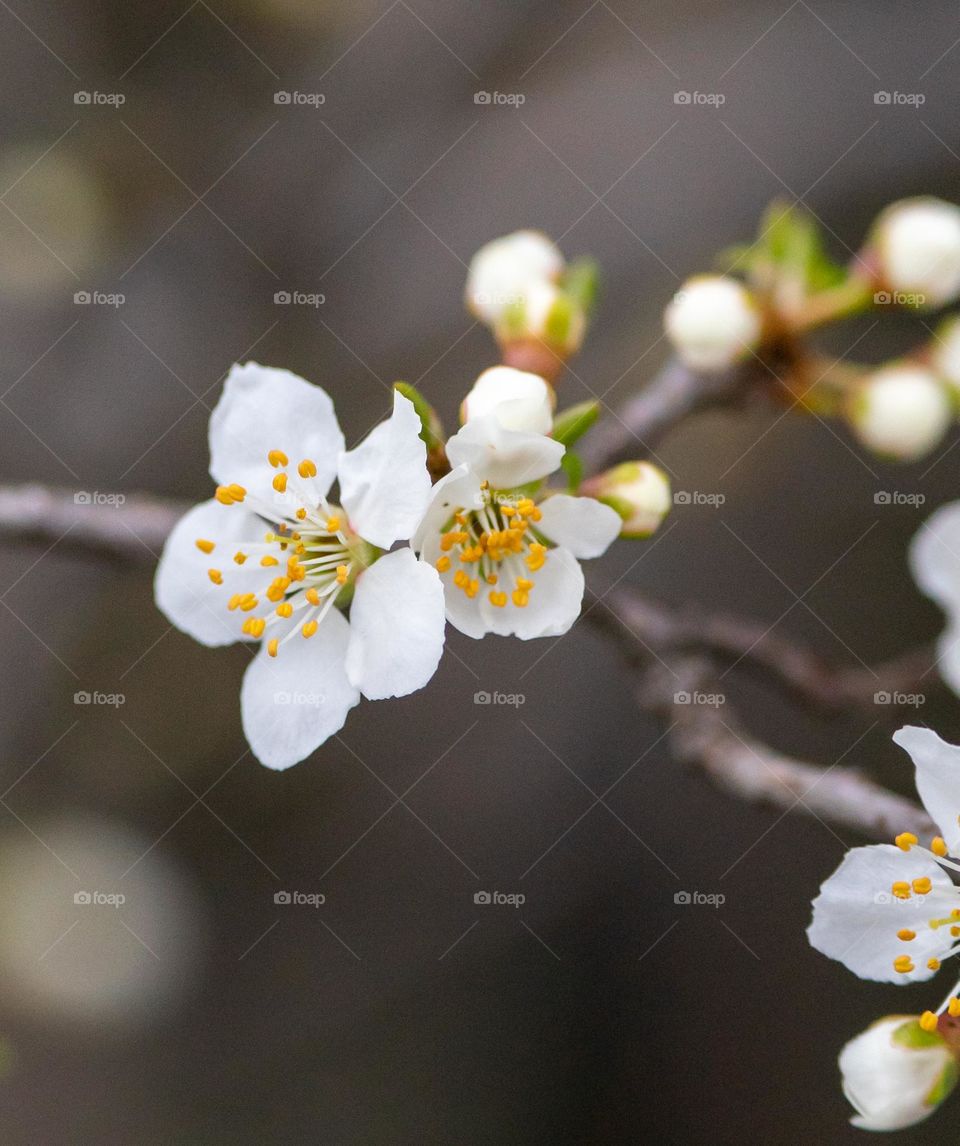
<box><xmin>336</xmin><ymin>565</ymin><xmax>349</xmax><ymax>585</ymax></box>
<box><xmin>949</xmin><ymin>998</ymin><xmax>960</xmax><ymax>1018</ymax></box>
<box><xmin>266</xmin><ymin>577</ymin><xmax>290</xmax><ymax>602</ymax></box>
<box><xmin>227</xmin><ymin>484</ymin><xmax>246</xmax><ymax>502</ymax></box>
<box><xmin>305</xmin><ymin>587</ymin><xmax>321</xmax><ymax>606</ymax></box>
<box><xmin>512</xmin><ymin>590</ymin><xmax>529</xmax><ymax>608</ymax></box>
<box><xmin>913</xmin><ymin>877</ymin><xmax>933</xmax><ymax>895</ymax></box>
<box><xmin>895</xmin><ymin>832</ymin><xmax>918</xmax><ymax>852</ymax></box>
<box><xmin>928</xmin><ymin>958</ymin><xmax>941</xmax><ymax>971</ymax></box>
<box><xmin>244</xmin><ymin>617</ymin><xmax>266</xmax><ymax>638</ymax></box>
<box><xmin>261</xmin><ymin>555</ymin><xmax>279</xmax><ymax>567</ymax></box>
<box><xmin>215</xmin><ymin>486</ymin><xmax>235</xmax><ymax>505</ymax></box>
<box><xmin>326</xmin><ymin>516</ymin><xmax>341</xmax><ymax>534</ymax></box>
<box><xmin>276</xmin><ymin>603</ymin><xmax>293</xmax><ymax>618</ymax></box>
<box><xmin>298</xmin><ymin>459</ymin><xmax>318</xmax><ymax>478</ymax></box>
<box><xmin>238</xmin><ymin>594</ymin><xmax>258</xmax><ymax>612</ymax></box>
<box><xmin>267</xmin><ymin>638</ymin><xmax>279</xmax><ymax>658</ymax></box>
<box><xmin>302</xmin><ymin>620</ymin><xmax>318</xmax><ymax>638</ymax></box>
<box><xmin>195</xmin><ymin>539</ymin><xmax>215</xmax><ymax>554</ymax></box>
<box><xmin>892</xmin><ymin>882</ymin><xmax>911</xmax><ymax>899</ymax></box>
<box><xmin>233</xmin><ymin>551</ymin><xmax>247</xmax><ymax>565</ymax></box>
<box><xmin>296</xmin><ymin>508</ymin><xmax>307</xmax><ymax>520</ymax></box>
<box><xmin>268</xmin><ymin>449</ymin><xmax>288</xmax><ymax>468</ymax></box>
<box><xmin>489</xmin><ymin>590</ymin><xmax>507</xmax><ymax>607</ymax></box>
<box><xmin>897</xmin><ymin>929</ymin><xmax>916</xmax><ymax>941</ymax></box>
<box><xmin>932</xmin><ymin>836</ymin><xmax>949</xmax><ymax>857</ymax></box>
<box><xmin>920</xmin><ymin>1010</ymin><xmax>939</xmax><ymax>1031</ymax></box>
<box><xmin>208</xmin><ymin>568</ymin><xmax>223</xmax><ymax>585</ymax></box>
<box><xmin>435</xmin><ymin>555</ymin><xmax>451</xmax><ymax>573</ymax></box>
<box><xmin>273</xmin><ymin>473</ymin><xmax>288</xmax><ymax>493</ymax></box>
<box><xmin>893</xmin><ymin>956</ymin><xmax>914</xmax><ymax>973</ymax></box>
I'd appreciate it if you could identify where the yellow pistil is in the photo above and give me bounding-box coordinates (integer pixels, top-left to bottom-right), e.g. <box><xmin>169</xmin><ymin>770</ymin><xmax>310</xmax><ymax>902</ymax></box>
<box><xmin>895</xmin><ymin>832</ymin><xmax>918</xmax><ymax>851</ymax></box>
<box><xmin>326</xmin><ymin>516</ymin><xmax>341</xmax><ymax>533</ymax></box>
<box><xmin>302</xmin><ymin>620</ymin><xmax>318</xmax><ymax>638</ymax></box>
<box><xmin>273</xmin><ymin>473</ymin><xmax>288</xmax><ymax>493</ymax></box>
<box><xmin>913</xmin><ymin>877</ymin><xmax>933</xmax><ymax>895</ymax></box>
<box><xmin>932</xmin><ymin>836</ymin><xmax>949</xmax><ymax>857</ymax></box>
<box><xmin>298</xmin><ymin>459</ymin><xmax>317</xmax><ymax>478</ymax></box>
<box><xmin>267</xmin><ymin>638</ymin><xmax>279</xmax><ymax>657</ymax></box>
<box><xmin>892</xmin><ymin>881</ymin><xmax>911</xmax><ymax>899</ymax></box>
<box><xmin>195</xmin><ymin>538</ymin><xmax>215</xmax><ymax>554</ymax></box>
<box><xmin>920</xmin><ymin>1010</ymin><xmax>939</xmax><ymax>1032</ymax></box>
<box><xmin>208</xmin><ymin>568</ymin><xmax>223</xmax><ymax>585</ymax></box>
<box><xmin>897</xmin><ymin>929</ymin><xmax>916</xmax><ymax>941</ymax></box>
<box><xmin>893</xmin><ymin>956</ymin><xmax>915</xmax><ymax>973</ymax></box>
<box><xmin>267</xmin><ymin>449</ymin><xmax>288</xmax><ymax>468</ymax></box>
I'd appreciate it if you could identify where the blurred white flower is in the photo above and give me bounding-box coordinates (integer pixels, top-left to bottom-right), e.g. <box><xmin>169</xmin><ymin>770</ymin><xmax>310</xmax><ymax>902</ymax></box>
<box><xmin>155</xmin><ymin>363</ymin><xmax>445</xmax><ymax>770</ymax></box>
<box><xmin>663</xmin><ymin>275</ymin><xmax>762</xmax><ymax>372</ymax></box>
<box><xmin>461</xmin><ymin>366</ymin><xmax>554</xmax><ymax>434</ymax></box>
<box><xmin>874</xmin><ymin>198</ymin><xmax>960</xmax><ymax>308</ymax></box>
<box><xmin>465</xmin><ymin>230</ymin><xmax>563</xmax><ymax>324</ymax></box>
<box><xmin>839</xmin><ymin>1015</ymin><xmax>958</xmax><ymax>1131</ymax></box>
<box><xmin>847</xmin><ymin>366</ymin><xmax>951</xmax><ymax>461</ymax></box>
<box><xmin>583</xmin><ymin>461</ymin><xmax>671</xmax><ymax>538</ymax></box>
<box><xmin>910</xmin><ymin>501</ymin><xmax>960</xmax><ymax>695</ymax></box>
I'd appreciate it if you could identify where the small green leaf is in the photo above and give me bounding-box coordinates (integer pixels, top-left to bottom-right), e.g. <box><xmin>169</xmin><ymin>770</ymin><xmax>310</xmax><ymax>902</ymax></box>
<box><xmin>393</xmin><ymin>382</ymin><xmax>444</xmax><ymax>452</ymax></box>
<box><xmin>552</xmin><ymin>400</ymin><xmax>599</xmax><ymax>448</ymax></box>
<box><xmin>561</xmin><ymin>257</ymin><xmax>600</xmax><ymax>314</ymax></box>
<box><xmin>560</xmin><ymin>450</ymin><xmax>583</xmax><ymax>491</ymax></box>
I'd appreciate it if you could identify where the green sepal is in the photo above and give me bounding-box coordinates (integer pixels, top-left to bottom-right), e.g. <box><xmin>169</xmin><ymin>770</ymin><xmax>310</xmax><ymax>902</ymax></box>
<box><xmin>560</xmin><ymin>450</ymin><xmax>583</xmax><ymax>491</ymax></box>
<box><xmin>561</xmin><ymin>257</ymin><xmax>600</xmax><ymax>314</ymax></box>
<box><xmin>926</xmin><ymin>1058</ymin><xmax>959</xmax><ymax>1107</ymax></box>
<box><xmin>544</xmin><ymin>293</ymin><xmax>577</xmax><ymax>348</ymax></box>
<box><xmin>393</xmin><ymin>382</ymin><xmax>445</xmax><ymax>453</ymax></box>
<box><xmin>892</xmin><ymin>1019</ymin><xmax>946</xmax><ymax>1050</ymax></box>
<box><xmin>552</xmin><ymin>400</ymin><xmax>599</xmax><ymax>448</ymax></box>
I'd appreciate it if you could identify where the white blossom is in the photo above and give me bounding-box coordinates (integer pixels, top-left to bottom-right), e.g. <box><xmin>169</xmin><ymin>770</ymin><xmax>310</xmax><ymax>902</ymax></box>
<box><xmin>874</xmin><ymin>198</ymin><xmax>960</xmax><ymax>309</ymax></box>
<box><xmin>663</xmin><ymin>275</ymin><xmax>762</xmax><ymax>372</ymax></box>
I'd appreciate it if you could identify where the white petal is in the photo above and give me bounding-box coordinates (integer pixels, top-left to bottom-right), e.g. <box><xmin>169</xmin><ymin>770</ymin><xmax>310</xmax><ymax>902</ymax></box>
<box><xmin>893</xmin><ymin>726</ymin><xmax>960</xmax><ymax>852</ymax></box>
<box><xmin>337</xmin><ymin>391</ymin><xmax>431</xmax><ymax>549</ymax></box>
<box><xmin>345</xmin><ymin>549</ymin><xmax>445</xmax><ymax>699</ymax></box>
<box><xmin>240</xmin><ymin>608</ymin><xmax>360</xmax><ymax>771</ymax></box>
<box><xmin>910</xmin><ymin>503</ymin><xmax>960</xmax><ymax>698</ymax></box>
<box><xmin>154</xmin><ymin>499</ymin><xmax>264</xmax><ymax>647</ymax></box>
<box><xmin>807</xmin><ymin>844</ymin><xmax>954</xmax><ymax>983</ymax></box>
<box><xmin>479</xmin><ymin>546</ymin><xmax>585</xmax><ymax>640</ymax></box>
<box><xmin>462</xmin><ymin>367</ymin><xmax>553</xmax><ymax>434</ymax></box>
<box><xmin>535</xmin><ymin>494</ymin><xmax>621</xmax><ymax>558</ymax></box>
<box><xmin>209</xmin><ymin>362</ymin><xmax>344</xmax><ymax>501</ymax></box>
<box><xmin>446</xmin><ymin>415</ymin><xmax>564</xmax><ymax>489</ymax></box>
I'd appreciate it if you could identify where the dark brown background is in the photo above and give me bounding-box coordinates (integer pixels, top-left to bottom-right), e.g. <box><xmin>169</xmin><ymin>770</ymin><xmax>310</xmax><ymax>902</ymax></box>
<box><xmin>1</xmin><ymin>1</ymin><xmax>959</xmax><ymax>1142</ymax></box>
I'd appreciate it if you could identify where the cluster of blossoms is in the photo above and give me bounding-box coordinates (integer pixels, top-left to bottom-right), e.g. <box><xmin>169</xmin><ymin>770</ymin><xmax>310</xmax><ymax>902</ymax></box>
<box><xmin>155</xmin><ymin>234</ymin><xmax>671</xmax><ymax>771</ymax></box>
<box><xmin>664</xmin><ymin>197</ymin><xmax>960</xmax><ymax>462</ymax></box>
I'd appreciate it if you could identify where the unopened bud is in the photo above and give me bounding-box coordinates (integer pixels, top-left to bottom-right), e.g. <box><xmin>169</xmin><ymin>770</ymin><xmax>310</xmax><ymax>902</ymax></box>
<box><xmin>873</xmin><ymin>197</ymin><xmax>960</xmax><ymax>308</ymax></box>
<box><xmin>839</xmin><ymin>1015</ymin><xmax>958</xmax><ymax>1132</ymax></box>
<box><xmin>848</xmin><ymin>365</ymin><xmax>952</xmax><ymax>461</ymax></box>
<box><xmin>466</xmin><ymin>231</ymin><xmax>563</xmax><ymax>324</ymax></box>
<box><xmin>582</xmin><ymin>461</ymin><xmax>671</xmax><ymax>537</ymax></box>
<box><xmin>664</xmin><ymin>275</ymin><xmax>762</xmax><ymax>372</ymax></box>
<box><xmin>461</xmin><ymin>366</ymin><xmax>554</xmax><ymax>434</ymax></box>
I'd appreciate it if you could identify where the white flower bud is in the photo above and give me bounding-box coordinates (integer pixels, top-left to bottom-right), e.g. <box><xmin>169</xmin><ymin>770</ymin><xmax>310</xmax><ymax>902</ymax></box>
<box><xmin>874</xmin><ymin>197</ymin><xmax>960</xmax><ymax>308</ymax></box>
<box><xmin>848</xmin><ymin>365</ymin><xmax>952</xmax><ymax>461</ymax></box>
<box><xmin>663</xmin><ymin>275</ymin><xmax>762</xmax><ymax>372</ymax></box>
<box><xmin>513</xmin><ymin>279</ymin><xmax>586</xmax><ymax>355</ymax></box>
<box><xmin>839</xmin><ymin>1016</ymin><xmax>958</xmax><ymax>1132</ymax></box>
<box><xmin>461</xmin><ymin>366</ymin><xmax>554</xmax><ymax>434</ymax></box>
<box><xmin>931</xmin><ymin>316</ymin><xmax>960</xmax><ymax>393</ymax></box>
<box><xmin>585</xmin><ymin>461</ymin><xmax>671</xmax><ymax>537</ymax></box>
<box><xmin>466</xmin><ymin>231</ymin><xmax>564</xmax><ymax>324</ymax></box>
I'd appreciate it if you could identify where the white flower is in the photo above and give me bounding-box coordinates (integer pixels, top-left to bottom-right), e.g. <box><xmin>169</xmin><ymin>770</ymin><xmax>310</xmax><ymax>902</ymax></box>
<box><xmin>931</xmin><ymin>316</ymin><xmax>960</xmax><ymax>395</ymax></box>
<box><xmin>461</xmin><ymin>366</ymin><xmax>554</xmax><ymax>435</ymax></box>
<box><xmin>513</xmin><ymin>279</ymin><xmax>586</xmax><ymax>355</ymax></box>
<box><xmin>466</xmin><ymin>230</ymin><xmax>563</xmax><ymax>324</ymax></box>
<box><xmin>412</xmin><ymin>415</ymin><xmax>620</xmax><ymax>640</ymax></box>
<box><xmin>663</xmin><ymin>275</ymin><xmax>762</xmax><ymax>372</ymax></box>
<box><xmin>584</xmin><ymin>461</ymin><xmax>671</xmax><ymax>538</ymax></box>
<box><xmin>155</xmin><ymin>362</ymin><xmax>446</xmax><ymax>771</ymax></box>
<box><xmin>808</xmin><ymin>726</ymin><xmax>960</xmax><ymax>985</ymax></box>
<box><xmin>839</xmin><ymin>1015</ymin><xmax>958</xmax><ymax>1131</ymax></box>
<box><xmin>910</xmin><ymin>501</ymin><xmax>960</xmax><ymax>696</ymax></box>
<box><xmin>874</xmin><ymin>198</ymin><xmax>960</xmax><ymax>308</ymax></box>
<box><xmin>847</xmin><ymin>366</ymin><xmax>951</xmax><ymax>461</ymax></box>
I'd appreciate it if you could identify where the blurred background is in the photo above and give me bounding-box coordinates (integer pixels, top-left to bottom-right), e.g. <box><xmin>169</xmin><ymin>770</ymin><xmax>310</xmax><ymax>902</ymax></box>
<box><xmin>1</xmin><ymin>0</ymin><xmax>959</xmax><ymax>1141</ymax></box>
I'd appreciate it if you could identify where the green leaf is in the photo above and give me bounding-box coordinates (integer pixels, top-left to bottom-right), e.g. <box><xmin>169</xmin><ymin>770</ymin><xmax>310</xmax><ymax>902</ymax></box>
<box><xmin>561</xmin><ymin>257</ymin><xmax>600</xmax><ymax>314</ymax></box>
<box><xmin>758</xmin><ymin>200</ymin><xmax>846</xmax><ymax>294</ymax></box>
<box><xmin>393</xmin><ymin>382</ymin><xmax>444</xmax><ymax>452</ymax></box>
<box><xmin>552</xmin><ymin>400</ymin><xmax>599</xmax><ymax>448</ymax></box>
<box><xmin>560</xmin><ymin>450</ymin><xmax>583</xmax><ymax>491</ymax></box>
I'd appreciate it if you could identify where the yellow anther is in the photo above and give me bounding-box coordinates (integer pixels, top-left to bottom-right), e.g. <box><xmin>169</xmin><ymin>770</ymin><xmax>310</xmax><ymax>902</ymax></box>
<box><xmin>893</xmin><ymin>956</ymin><xmax>915</xmax><ymax>974</ymax></box>
<box><xmin>526</xmin><ymin>543</ymin><xmax>547</xmax><ymax>573</ymax></box>
<box><xmin>516</xmin><ymin>577</ymin><xmax>534</xmax><ymax>592</ymax></box>
<box><xmin>227</xmin><ymin>484</ymin><xmax>246</xmax><ymax>502</ymax></box>
<box><xmin>215</xmin><ymin>486</ymin><xmax>235</xmax><ymax>505</ymax></box>
<box><xmin>453</xmin><ymin>570</ymin><xmax>469</xmax><ymax>589</ymax></box>
<box><xmin>929</xmin><ymin>958</ymin><xmax>942</xmax><ymax>971</ymax></box>
<box><xmin>268</xmin><ymin>449</ymin><xmax>288</xmax><ymax>468</ymax></box>
<box><xmin>296</xmin><ymin>507</ymin><xmax>307</xmax><ymax>520</ymax></box>
<box><xmin>435</xmin><ymin>555</ymin><xmax>451</xmax><ymax>573</ymax></box>
<box><xmin>267</xmin><ymin>638</ymin><xmax>279</xmax><ymax>658</ymax></box>
<box><xmin>932</xmin><ymin>836</ymin><xmax>949</xmax><ymax>857</ymax></box>
<box><xmin>305</xmin><ymin>587</ymin><xmax>321</xmax><ymax>606</ymax></box>
<box><xmin>529</xmin><ymin>507</ymin><xmax>542</xmax><ymax>522</ymax></box>
<box><xmin>195</xmin><ymin>538</ymin><xmax>215</xmax><ymax>554</ymax></box>
<box><xmin>239</xmin><ymin>594</ymin><xmax>258</xmax><ymax>612</ymax></box>
<box><xmin>512</xmin><ymin>590</ymin><xmax>530</xmax><ymax>608</ymax></box>
<box><xmin>228</xmin><ymin>594</ymin><xmax>242</xmax><ymax>611</ymax></box>
<box><xmin>913</xmin><ymin>878</ymin><xmax>933</xmax><ymax>895</ymax></box>
<box><xmin>951</xmin><ymin>926</ymin><xmax>960</xmax><ymax>937</ymax></box>
<box><xmin>486</xmin><ymin>574</ymin><xmax>498</xmax><ymax>585</ymax></box>
<box><xmin>465</xmin><ymin>578</ymin><xmax>479</xmax><ymax>599</ymax></box>
<box><xmin>302</xmin><ymin>620</ymin><xmax>318</xmax><ymax>638</ymax></box>
<box><xmin>897</xmin><ymin>929</ymin><xmax>916</xmax><ymax>941</ymax></box>
<box><xmin>273</xmin><ymin>473</ymin><xmax>288</xmax><ymax>493</ymax></box>
<box><xmin>489</xmin><ymin>591</ymin><xmax>507</xmax><ymax>608</ymax></box>
<box><xmin>892</xmin><ymin>882</ymin><xmax>911</xmax><ymax>899</ymax></box>
<box><xmin>326</xmin><ymin>516</ymin><xmax>341</xmax><ymax>534</ymax></box>
<box><xmin>260</xmin><ymin>555</ymin><xmax>279</xmax><ymax>567</ymax></box>
<box><xmin>454</xmin><ymin>512</ymin><xmax>467</xmax><ymax>525</ymax></box>
<box><xmin>245</xmin><ymin>617</ymin><xmax>266</xmax><ymax>639</ymax></box>
<box><xmin>298</xmin><ymin>459</ymin><xmax>318</xmax><ymax>478</ymax></box>
<box><xmin>895</xmin><ymin>832</ymin><xmax>918</xmax><ymax>852</ymax></box>
<box><xmin>266</xmin><ymin>577</ymin><xmax>291</xmax><ymax>602</ymax></box>
<box><xmin>336</xmin><ymin>565</ymin><xmax>349</xmax><ymax>585</ymax></box>
<box><xmin>276</xmin><ymin>602</ymin><xmax>293</xmax><ymax>618</ymax></box>
<box><xmin>949</xmin><ymin>998</ymin><xmax>960</xmax><ymax>1017</ymax></box>
<box><xmin>920</xmin><ymin>1010</ymin><xmax>939</xmax><ymax>1032</ymax></box>
<box><xmin>501</xmin><ymin>505</ymin><xmax>517</xmax><ymax>518</ymax></box>
<box><xmin>952</xmin><ymin>909</ymin><xmax>960</xmax><ymax>920</ymax></box>
<box><xmin>233</xmin><ymin>551</ymin><xmax>247</xmax><ymax>565</ymax></box>
<box><xmin>208</xmin><ymin>568</ymin><xmax>223</xmax><ymax>585</ymax></box>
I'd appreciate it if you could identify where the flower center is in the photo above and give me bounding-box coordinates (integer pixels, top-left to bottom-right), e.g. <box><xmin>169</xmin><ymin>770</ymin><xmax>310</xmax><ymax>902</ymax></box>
<box><xmin>198</xmin><ymin>450</ymin><xmax>375</xmax><ymax>657</ymax></box>
<box><xmin>434</xmin><ymin>489</ymin><xmax>547</xmax><ymax>608</ymax></box>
